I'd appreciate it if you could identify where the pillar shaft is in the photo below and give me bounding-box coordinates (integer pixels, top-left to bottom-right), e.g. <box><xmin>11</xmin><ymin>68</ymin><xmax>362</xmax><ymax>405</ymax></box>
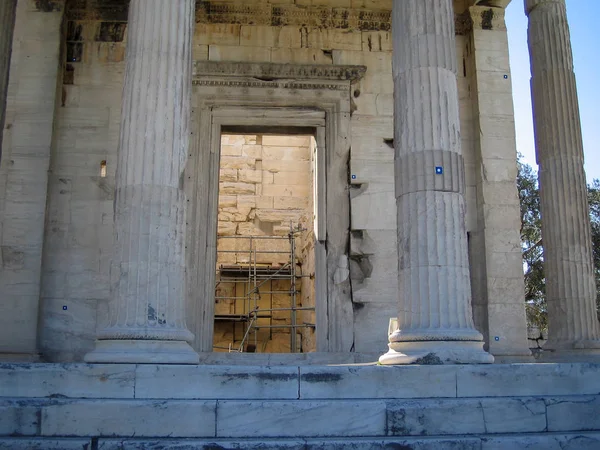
<box><xmin>86</xmin><ymin>0</ymin><xmax>199</xmax><ymax>364</ymax></box>
<box><xmin>0</xmin><ymin>0</ymin><xmax>16</xmax><ymax>161</ymax></box>
<box><xmin>380</xmin><ymin>0</ymin><xmax>492</xmax><ymax>364</ymax></box>
<box><xmin>526</xmin><ymin>0</ymin><xmax>600</xmax><ymax>351</ymax></box>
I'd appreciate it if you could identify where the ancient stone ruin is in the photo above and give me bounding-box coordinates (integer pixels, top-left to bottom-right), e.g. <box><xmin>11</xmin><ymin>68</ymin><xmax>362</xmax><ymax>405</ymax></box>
<box><xmin>0</xmin><ymin>0</ymin><xmax>599</xmax><ymax>447</ymax></box>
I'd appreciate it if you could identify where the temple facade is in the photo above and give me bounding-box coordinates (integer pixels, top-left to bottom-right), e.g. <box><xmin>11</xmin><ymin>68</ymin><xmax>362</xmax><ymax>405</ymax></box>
<box><xmin>0</xmin><ymin>0</ymin><xmax>598</xmax><ymax>365</ymax></box>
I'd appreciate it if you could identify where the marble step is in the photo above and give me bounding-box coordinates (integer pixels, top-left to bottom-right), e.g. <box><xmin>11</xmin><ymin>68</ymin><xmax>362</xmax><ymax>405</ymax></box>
<box><xmin>2</xmin><ymin>395</ymin><xmax>599</xmax><ymax>439</ymax></box>
<box><xmin>2</xmin><ymin>434</ymin><xmax>600</xmax><ymax>450</ymax></box>
<box><xmin>2</xmin><ymin>362</ymin><xmax>600</xmax><ymax>400</ymax></box>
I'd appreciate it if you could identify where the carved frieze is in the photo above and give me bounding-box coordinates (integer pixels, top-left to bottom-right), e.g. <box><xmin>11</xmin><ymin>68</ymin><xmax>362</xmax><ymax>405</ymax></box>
<box><xmin>196</xmin><ymin>2</ymin><xmax>272</xmax><ymax>26</ymax></box>
<box><xmin>66</xmin><ymin>0</ymin><xmax>392</xmax><ymax>31</ymax></box>
<box><xmin>65</xmin><ymin>0</ymin><xmax>472</xmax><ymax>36</ymax></box>
<box><xmin>196</xmin><ymin>2</ymin><xmax>391</xmax><ymax>31</ymax></box>
<box><xmin>66</xmin><ymin>0</ymin><xmax>129</xmax><ymax>21</ymax></box>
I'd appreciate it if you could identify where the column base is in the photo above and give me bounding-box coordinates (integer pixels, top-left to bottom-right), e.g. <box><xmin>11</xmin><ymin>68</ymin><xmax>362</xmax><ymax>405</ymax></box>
<box><xmin>84</xmin><ymin>340</ymin><xmax>199</xmax><ymax>364</ymax></box>
<box><xmin>379</xmin><ymin>341</ymin><xmax>494</xmax><ymax>365</ymax></box>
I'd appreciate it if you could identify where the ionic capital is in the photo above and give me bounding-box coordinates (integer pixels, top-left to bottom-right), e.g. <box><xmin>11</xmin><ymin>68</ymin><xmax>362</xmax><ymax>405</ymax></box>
<box><xmin>525</xmin><ymin>0</ymin><xmax>565</xmax><ymax>16</ymax></box>
<box><xmin>471</xmin><ymin>0</ymin><xmax>511</xmax><ymax>8</ymax></box>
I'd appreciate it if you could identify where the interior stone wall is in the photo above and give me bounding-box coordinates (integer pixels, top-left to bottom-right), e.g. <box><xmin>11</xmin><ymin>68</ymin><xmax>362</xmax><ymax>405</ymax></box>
<box><xmin>217</xmin><ymin>134</ymin><xmax>312</xmax><ymax>248</ymax></box>
<box><xmin>31</xmin><ymin>0</ymin><xmax>494</xmax><ymax>361</ymax></box>
<box><xmin>214</xmin><ymin>134</ymin><xmax>315</xmax><ymax>353</ymax></box>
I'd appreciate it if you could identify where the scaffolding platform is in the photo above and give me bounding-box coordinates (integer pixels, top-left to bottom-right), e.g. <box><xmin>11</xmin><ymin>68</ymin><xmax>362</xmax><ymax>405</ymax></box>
<box><xmin>213</xmin><ymin>226</ymin><xmax>314</xmax><ymax>353</ymax></box>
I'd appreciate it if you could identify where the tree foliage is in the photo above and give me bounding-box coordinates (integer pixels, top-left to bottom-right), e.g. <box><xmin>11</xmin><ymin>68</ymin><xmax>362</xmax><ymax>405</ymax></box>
<box><xmin>517</xmin><ymin>155</ymin><xmax>600</xmax><ymax>331</ymax></box>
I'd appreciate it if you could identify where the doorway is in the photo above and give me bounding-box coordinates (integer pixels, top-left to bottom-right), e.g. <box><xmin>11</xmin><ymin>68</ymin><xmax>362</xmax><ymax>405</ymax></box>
<box><xmin>213</xmin><ymin>133</ymin><xmax>317</xmax><ymax>353</ymax></box>
<box><xmin>185</xmin><ymin>103</ymin><xmax>354</xmax><ymax>354</ymax></box>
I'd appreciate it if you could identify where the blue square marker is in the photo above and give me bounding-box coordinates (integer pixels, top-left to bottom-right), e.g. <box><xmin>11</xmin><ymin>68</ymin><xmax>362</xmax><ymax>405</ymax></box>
<box><xmin>435</xmin><ymin>166</ymin><xmax>443</xmax><ymax>175</ymax></box>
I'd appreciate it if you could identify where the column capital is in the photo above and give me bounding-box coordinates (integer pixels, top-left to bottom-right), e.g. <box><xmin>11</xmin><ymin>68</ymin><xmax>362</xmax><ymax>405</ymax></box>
<box><xmin>525</xmin><ymin>0</ymin><xmax>565</xmax><ymax>16</ymax></box>
<box><xmin>471</xmin><ymin>0</ymin><xmax>511</xmax><ymax>8</ymax></box>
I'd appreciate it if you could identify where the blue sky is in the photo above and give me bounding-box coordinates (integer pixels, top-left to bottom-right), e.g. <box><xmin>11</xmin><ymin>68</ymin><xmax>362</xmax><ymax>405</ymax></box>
<box><xmin>505</xmin><ymin>0</ymin><xmax>600</xmax><ymax>181</ymax></box>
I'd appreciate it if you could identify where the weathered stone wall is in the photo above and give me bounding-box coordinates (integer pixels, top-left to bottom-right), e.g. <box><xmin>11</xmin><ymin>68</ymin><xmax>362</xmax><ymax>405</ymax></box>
<box><xmin>464</xmin><ymin>6</ymin><xmax>530</xmax><ymax>359</ymax></box>
<box><xmin>217</xmin><ymin>134</ymin><xmax>312</xmax><ymax>252</ymax></box>
<box><xmin>0</xmin><ymin>0</ymin><xmax>17</xmax><ymax>161</ymax></box>
<box><xmin>36</xmin><ymin>3</ymin><xmax>125</xmax><ymax>361</ymax></box>
<box><xmin>0</xmin><ymin>0</ymin><xmax>64</xmax><ymax>359</ymax></box>
<box><xmin>13</xmin><ymin>0</ymin><xmax>517</xmax><ymax>360</ymax></box>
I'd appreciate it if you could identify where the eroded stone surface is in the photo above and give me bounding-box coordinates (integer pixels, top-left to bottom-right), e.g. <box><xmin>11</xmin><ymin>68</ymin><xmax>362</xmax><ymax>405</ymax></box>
<box><xmin>135</xmin><ymin>365</ymin><xmax>299</xmax><ymax>399</ymax></box>
<box><xmin>0</xmin><ymin>363</ymin><xmax>135</xmax><ymax>398</ymax></box>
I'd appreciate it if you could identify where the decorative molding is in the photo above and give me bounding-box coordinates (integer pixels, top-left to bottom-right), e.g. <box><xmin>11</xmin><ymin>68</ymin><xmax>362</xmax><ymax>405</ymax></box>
<box><xmin>456</xmin><ymin>5</ymin><xmax>508</xmax><ymax>35</ymax></box>
<box><xmin>468</xmin><ymin>5</ymin><xmax>507</xmax><ymax>32</ymax></box>
<box><xmin>192</xmin><ymin>79</ymin><xmax>349</xmax><ymax>92</ymax></box>
<box><xmin>455</xmin><ymin>11</ymin><xmax>474</xmax><ymax>35</ymax></box>
<box><xmin>194</xmin><ymin>61</ymin><xmax>367</xmax><ymax>83</ymax></box>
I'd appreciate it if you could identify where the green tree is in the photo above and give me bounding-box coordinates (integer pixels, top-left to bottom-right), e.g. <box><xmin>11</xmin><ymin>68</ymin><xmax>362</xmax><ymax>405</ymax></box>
<box><xmin>517</xmin><ymin>155</ymin><xmax>600</xmax><ymax>331</ymax></box>
<box><xmin>587</xmin><ymin>179</ymin><xmax>600</xmax><ymax>313</ymax></box>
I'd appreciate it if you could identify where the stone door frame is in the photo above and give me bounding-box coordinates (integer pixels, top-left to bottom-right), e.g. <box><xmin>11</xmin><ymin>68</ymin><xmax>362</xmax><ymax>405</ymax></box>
<box><xmin>185</xmin><ymin>61</ymin><xmax>365</xmax><ymax>354</ymax></box>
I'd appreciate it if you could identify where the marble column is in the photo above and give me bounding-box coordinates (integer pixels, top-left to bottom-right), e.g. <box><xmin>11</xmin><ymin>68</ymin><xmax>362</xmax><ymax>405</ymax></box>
<box><xmin>380</xmin><ymin>0</ymin><xmax>493</xmax><ymax>364</ymax></box>
<box><xmin>526</xmin><ymin>0</ymin><xmax>600</xmax><ymax>356</ymax></box>
<box><xmin>0</xmin><ymin>0</ymin><xmax>16</xmax><ymax>160</ymax></box>
<box><xmin>85</xmin><ymin>0</ymin><xmax>199</xmax><ymax>364</ymax></box>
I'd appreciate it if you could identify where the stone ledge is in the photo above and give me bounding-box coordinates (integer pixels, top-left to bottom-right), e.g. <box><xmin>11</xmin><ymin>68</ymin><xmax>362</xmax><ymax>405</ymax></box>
<box><xmin>2</xmin><ymin>433</ymin><xmax>600</xmax><ymax>449</ymax></box>
<box><xmin>456</xmin><ymin>363</ymin><xmax>600</xmax><ymax>397</ymax></box>
<box><xmin>0</xmin><ymin>363</ymin><xmax>135</xmax><ymax>399</ymax></box>
<box><xmin>135</xmin><ymin>365</ymin><xmax>299</xmax><ymax>400</ymax></box>
<box><xmin>2</xmin><ymin>362</ymin><xmax>600</xmax><ymax>400</ymax></box>
<box><xmin>1</xmin><ymin>396</ymin><xmax>599</xmax><ymax>438</ymax></box>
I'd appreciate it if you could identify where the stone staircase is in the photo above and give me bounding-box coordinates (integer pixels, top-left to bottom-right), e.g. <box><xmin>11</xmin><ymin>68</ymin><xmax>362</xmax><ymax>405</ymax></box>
<box><xmin>1</xmin><ymin>362</ymin><xmax>600</xmax><ymax>449</ymax></box>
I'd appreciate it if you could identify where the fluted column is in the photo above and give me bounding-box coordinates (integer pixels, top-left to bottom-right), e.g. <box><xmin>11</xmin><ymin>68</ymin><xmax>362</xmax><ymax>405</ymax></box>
<box><xmin>0</xmin><ymin>0</ymin><xmax>16</xmax><ymax>160</ymax></box>
<box><xmin>85</xmin><ymin>0</ymin><xmax>199</xmax><ymax>364</ymax></box>
<box><xmin>380</xmin><ymin>0</ymin><xmax>493</xmax><ymax>364</ymax></box>
<box><xmin>526</xmin><ymin>0</ymin><xmax>600</xmax><ymax>356</ymax></box>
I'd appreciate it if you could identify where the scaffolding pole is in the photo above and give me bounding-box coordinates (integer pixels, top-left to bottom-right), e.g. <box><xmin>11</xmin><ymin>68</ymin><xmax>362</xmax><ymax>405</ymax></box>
<box><xmin>213</xmin><ymin>224</ymin><xmax>315</xmax><ymax>353</ymax></box>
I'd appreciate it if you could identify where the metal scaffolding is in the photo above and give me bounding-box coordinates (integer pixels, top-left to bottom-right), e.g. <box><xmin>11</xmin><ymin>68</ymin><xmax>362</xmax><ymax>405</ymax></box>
<box><xmin>213</xmin><ymin>224</ymin><xmax>315</xmax><ymax>353</ymax></box>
